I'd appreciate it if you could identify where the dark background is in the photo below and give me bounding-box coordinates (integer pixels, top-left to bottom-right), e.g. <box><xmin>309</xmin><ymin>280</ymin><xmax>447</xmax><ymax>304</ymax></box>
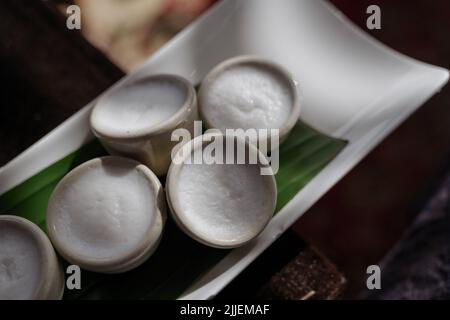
<box><xmin>296</xmin><ymin>0</ymin><xmax>450</xmax><ymax>297</ymax></box>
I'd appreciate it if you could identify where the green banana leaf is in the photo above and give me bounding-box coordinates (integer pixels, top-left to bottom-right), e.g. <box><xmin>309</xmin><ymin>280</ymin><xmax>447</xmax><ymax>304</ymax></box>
<box><xmin>0</xmin><ymin>121</ymin><xmax>347</xmax><ymax>299</ymax></box>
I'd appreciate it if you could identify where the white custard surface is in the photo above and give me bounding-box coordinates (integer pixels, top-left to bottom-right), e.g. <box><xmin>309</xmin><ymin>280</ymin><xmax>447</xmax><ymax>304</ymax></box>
<box><xmin>202</xmin><ymin>64</ymin><xmax>293</xmax><ymax>131</ymax></box>
<box><xmin>94</xmin><ymin>78</ymin><xmax>187</xmax><ymax>136</ymax></box>
<box><xmin>176</xmin><ymin>162</ymin><xmax>274</xmax><ymax>245</ymax></box>
<box><xmin>0</xmin><ymin>223</ymin><xmax>41</xmax><ymax>300</ymax></box>
<box><xmin>49</xmin><ymin>159</ymin><xmax>156</xmax><ymax>260</ymax></box>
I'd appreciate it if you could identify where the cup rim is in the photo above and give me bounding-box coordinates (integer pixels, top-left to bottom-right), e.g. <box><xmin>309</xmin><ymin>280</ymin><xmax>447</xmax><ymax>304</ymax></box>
<box><xmin>198</xmin><ymin>55</ymin><xmax>302</xmax><ymax>142</ymax></box>
<box><xmin>46</xmin><ymin>156</ymin><xmax>165</xmax><ymax>273</ymax></box>
<box><xmin>166</xmin><ymin>133</ymin><xmax>277</xmax><ymax>249</ymax></box>
<box><xmin>0</xmin><ymin>215</ymin><xmax>63</xmax><ymax>300</ymax></box>
<box><xmin>90</xmin><ymin>74</ymin><xmax>196</xmax><ymax>142</ymax></box>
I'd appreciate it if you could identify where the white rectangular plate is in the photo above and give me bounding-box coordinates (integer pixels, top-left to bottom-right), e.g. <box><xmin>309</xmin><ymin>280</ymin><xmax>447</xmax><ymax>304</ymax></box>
<box><xmin>0</xmin><ymin>0</ymin><xmax>448</xmax><ymax>299</ymax></box>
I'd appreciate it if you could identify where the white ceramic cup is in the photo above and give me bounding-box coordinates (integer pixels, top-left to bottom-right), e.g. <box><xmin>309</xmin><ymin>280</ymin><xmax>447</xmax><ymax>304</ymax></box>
<box><xmin>198</xmin><ymin>55</ymin><xmax>301</xmax><ymax>146</ymax></box>
<box><xmin>46</xmin><ymin>156</ymin><xmax>166</xmax><ymax>274</ymax></box>
<box><xmin>90</xmin><ymin>74</ymin><xmax>198</xmax><ymax>176</ymax></box>
<box><xmin>166</xmin><ymin>133</ymin><xmax>277</xmax><ymax>249</ymax></box>
<box><xmin>0</xmin><ymin>215</ymin><xmax>65</xmax><ymax>300</ymax></box>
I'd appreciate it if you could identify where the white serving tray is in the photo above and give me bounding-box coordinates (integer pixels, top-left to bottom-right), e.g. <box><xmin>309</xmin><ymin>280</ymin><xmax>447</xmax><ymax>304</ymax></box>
<box><xmin>0</xmin><ymin>0</ymin><xmax>448</xmax><ymax>299</ymax></box>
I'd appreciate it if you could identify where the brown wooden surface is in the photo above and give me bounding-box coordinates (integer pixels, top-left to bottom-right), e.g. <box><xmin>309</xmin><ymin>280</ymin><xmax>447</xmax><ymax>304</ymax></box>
<box><xmin>258</xmin><ymin>247</ymin><xmax>346</xmax><ymax>300</ymax></box>
<box><xmin>216</xmin><ymin>231</ymin><xmax>346</xmax><ymax>300</ymax></box>
<box><xmin>0</xmin><ymin>0</ymin><xmax>123</xmax><ymax>166</ymax></box>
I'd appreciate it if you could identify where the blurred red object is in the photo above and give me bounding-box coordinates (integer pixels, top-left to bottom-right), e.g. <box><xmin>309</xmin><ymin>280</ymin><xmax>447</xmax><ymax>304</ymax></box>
<box><xmin>164</xmin><ymin>0</ymin><xmax>216</xmax><ymax>16</ymax></box>
<box><xmin>74</xmin><ymin>0</ymin><xmax>217</xmax><ymax>71</ymax></box>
